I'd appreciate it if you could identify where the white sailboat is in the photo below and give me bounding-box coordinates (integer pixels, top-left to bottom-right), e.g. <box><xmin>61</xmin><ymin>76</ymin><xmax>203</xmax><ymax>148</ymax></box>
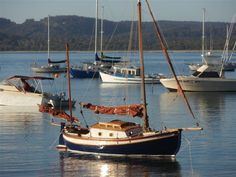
<box><xmin>188</xmin><ymin>9</ymin><xmax>236</xmax><ymax>72</ymax></box>
<box><xmin>99</xmin><ymin>64</ymin><xmax>164</xmax><ymax>84</ymax></box>
<box><xmin>31</xmin><ymin>15</ymin><xmax>67</xmax><ymax>73</ymax></box>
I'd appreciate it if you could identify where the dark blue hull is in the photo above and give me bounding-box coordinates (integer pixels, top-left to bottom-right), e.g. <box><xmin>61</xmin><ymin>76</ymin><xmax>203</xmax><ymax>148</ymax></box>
<box><xmin>61</xmin><ymin>132</ymin><xmax>181</xmax><ymax>156</ymax></box>
<box><xmin>70</xmin><ymin>68</ymin><xmax>99</xmax><ymax>78</ymax></box>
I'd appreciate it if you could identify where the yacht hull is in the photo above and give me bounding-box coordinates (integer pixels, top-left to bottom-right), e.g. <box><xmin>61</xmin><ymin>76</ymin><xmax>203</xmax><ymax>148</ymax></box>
<box><xmin>160</xmin><ymin>77</ymin><xmax>236</xmax><ymax>92</ymax></box>
<box><xmin>99</xmin><ymin>71</ymin><xmax>160</xmax><ymax>84</ymax></box>
<box><xmin>61</xmin><ymin>130</ymin><xmax>181</xmax><ymax>156</ymax></box>
<box><xmin>0</xmin><ymin>85</ymin><xmax>43</xmax><ymax>106</ymax></box>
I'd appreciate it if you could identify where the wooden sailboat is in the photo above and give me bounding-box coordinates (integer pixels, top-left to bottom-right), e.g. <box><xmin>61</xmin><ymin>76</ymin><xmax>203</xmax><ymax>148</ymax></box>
<box><xmin>56</xmin><ymin>0</ymin><xmax>202</xmax><ymax>157</ymax></box>
<box><xmin>31</xmin><ymin>15</ymin><xmax>67</xmax><ymax>73</ymax></box>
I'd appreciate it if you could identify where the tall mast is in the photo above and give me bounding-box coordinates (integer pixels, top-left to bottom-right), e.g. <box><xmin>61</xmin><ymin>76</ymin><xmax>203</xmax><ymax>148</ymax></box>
<box><xmin>145</xmin><ymin>0</ymin><xmax>197</xmax><ymax>122</ymax></box>
<box><xmin>137</xmin><ymin>0</ymin><xmax>149</xmax><ymax>131</ymax></box>
<box><xmin>95</xmin><ymin>0</ymin><xmax>98</xmax><ymax>55</ymax></box>
<box><xmin>65</xmin><ymin>43</ymin><xmax>73</xmax><ymax>126</ymax></box>
<box><xmin>100</xmin><ymin>6</ymin><xmax>104</xmax><ymax>53</ymax></box>
<box><xmin>48</xmin><ymin>15</ymin><xmax>50</xmax><ymax>59</ymax></box>
<box><xmin>202</xmin><ymin>8</ymin><xmax>206</xmax><ymax>61</ymax></box>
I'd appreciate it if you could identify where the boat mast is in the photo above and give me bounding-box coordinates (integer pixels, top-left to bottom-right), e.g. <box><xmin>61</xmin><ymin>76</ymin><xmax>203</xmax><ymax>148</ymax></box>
<box><xmin>145</xmin><ymin>0</ymin><xmax>197</xmax><ymax>122</ymax></box>
<box><xmin>137</xmin><ymin>0</ymin><xmax>149</xmax><ymax>131</ymax></box>
<box><xmin>100</xmin><ymin>6</ymin><xmax>104</xmax><ymax>53</ymax></box>
<box><xmin>48</xmin><ymin>15</ymin><xmax>50</xmax><ymax>59</ymax></box>
<box><xmin>65</xmin><ymin>43</ymin><xmax>73</xmax><ymax>126</ymax></box>
<box><xmin>202</xmin><ymin>8</ymin><xmax>206</xmax><ymax>63</ymax></box>
<box><xmin>95</xmin><ymin>0</ymin><xmax>98</xmax><ymax>56</ymax></box>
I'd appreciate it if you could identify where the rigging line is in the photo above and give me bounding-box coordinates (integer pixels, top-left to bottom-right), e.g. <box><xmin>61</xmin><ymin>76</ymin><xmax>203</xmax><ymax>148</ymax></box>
<box><xmin>229</xmin><ymin>41</ymin><xmax>236</xmax><ymax>61</ymax></box>
<box><xmin>104</xmin><ymin>22</ymin><xmax>119</xmax><ymax>50</ymax></box>
<box><xmin>79</xmin><ymin>106</ymin><xmax>89</xmax><ymax>128</ymax></box>
<box><xmin>145</xmin><ymin>0</ymin><xmax>198</xmax><ymax>126</ymax></box>
<box><xmin>88</xmin><ymin>23</ymin><xmax>95</xmax><ymax>51</ymax></box>
<box><xmin>49</xmin><ymin>129</ymin><xmax>64</xmax><ymax>150</ymax></box>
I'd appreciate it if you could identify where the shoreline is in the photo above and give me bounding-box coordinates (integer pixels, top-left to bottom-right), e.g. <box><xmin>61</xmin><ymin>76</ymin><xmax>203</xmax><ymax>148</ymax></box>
<box><xmin>0</xmin><ymin>50</ymin><xmax>226</xmax><ymax>54</ymax></box>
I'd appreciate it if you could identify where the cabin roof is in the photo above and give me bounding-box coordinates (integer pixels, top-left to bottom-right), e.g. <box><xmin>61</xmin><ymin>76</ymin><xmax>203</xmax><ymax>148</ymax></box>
<box><xmin>90</xmin><ymin>120</ymin><xmax>141</xmax><ymax>131</ymax></box>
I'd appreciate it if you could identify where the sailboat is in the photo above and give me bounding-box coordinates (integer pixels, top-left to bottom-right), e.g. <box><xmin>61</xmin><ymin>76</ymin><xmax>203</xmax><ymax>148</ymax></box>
<box><xmin>187</xmin><ymin>9</ymin><xmax>236</xmax><ymax>72</ymax></box>
<box><xmin>70</xmin><ymin>0</ymin><xmax>122</xmax><ymax>78</ymax></box>
<box><xmin>56</xmin><ymin>1</ymin><xmax>202</xmax><ymax>157</ymax></box>
<box><xmin>31</xmin><ymin>15</ymin><xmax>67</xmax><ymax>73</ymax></box>
<box><xmin>160</xmin><ymin>15</ymin><xmax>236</xmax><ymax>92</ymax></box>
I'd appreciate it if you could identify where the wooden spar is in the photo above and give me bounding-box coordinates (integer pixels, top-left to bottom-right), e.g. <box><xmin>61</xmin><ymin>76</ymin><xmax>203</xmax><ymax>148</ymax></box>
<box><xmin>48</xmin><ymin>15</ymin><xmax>50</xmax><ymax>59</ymax></box>
<box><xmin>145</xmin><ymin>0</ymin><xmax>197</xmax><ymax>123</ymax></box>
<box><xmin>65</xmin><ymin>43</ymin><xmax>73</xmax><ymax>126</ymax></box>
<box><xmin>137</xmin><ymin>0</ymin><xmax>149</xmax><ymax>131</ymax></box>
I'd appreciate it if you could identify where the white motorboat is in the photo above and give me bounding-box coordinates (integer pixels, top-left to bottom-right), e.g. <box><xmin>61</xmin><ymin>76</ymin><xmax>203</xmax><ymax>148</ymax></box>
<box><xmin>0</xmin><ymin>75</ymin><xmax>54</xmax><ymax>106</ymax></box>
<box><xmin>160</xmin><ymin>64</ymin><xmax>236</xmax><ymax>92</ymax></box>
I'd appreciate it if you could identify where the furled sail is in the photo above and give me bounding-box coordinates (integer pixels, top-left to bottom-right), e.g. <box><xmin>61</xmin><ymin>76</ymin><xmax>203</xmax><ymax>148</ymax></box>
<box><xmin>39</xmin><ymin>104</ymin><xmax>79</xmax><ymax>123</ymax></box>
<box><xmin>95</xmin><ymin>53</ymin><xmax>122</xmax><ymax>63</ymax></box>
<box><xmin>80</xmin><ymin>102</ymin><xmax>144</xmax><ymax>118</ymax></box>
<box><xmin>48</xmin><ymin>58</ymin><xmax>66</xmax><ymax>64</ymax></box>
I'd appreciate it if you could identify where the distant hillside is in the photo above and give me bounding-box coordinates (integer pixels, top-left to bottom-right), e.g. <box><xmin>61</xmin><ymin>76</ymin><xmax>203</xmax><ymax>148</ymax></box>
<box><xmin>0</xmin><ymin>15</ymin><xmax>235</xmax><ymax>51</ymax></box>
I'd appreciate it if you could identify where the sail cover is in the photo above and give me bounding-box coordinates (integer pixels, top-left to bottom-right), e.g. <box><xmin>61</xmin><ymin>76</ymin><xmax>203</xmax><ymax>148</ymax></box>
<box><xmin>80</xmin><ymin>102</ymin><xmax>144</xmax><ymax>118</ymax></box>
<box><xmin>95</xmin><ymin>53</ymin><xmax>122</xmax><ymax>63</ymax></box>
<box><xmin>48</xmin><ymin>58</ymin><xmax>66</xmax><ymax>64</ymax></box>
<box><xmin>39</xmin><ymin>105</ymin><xmax>79</xmax><ymax>123</ymax></box>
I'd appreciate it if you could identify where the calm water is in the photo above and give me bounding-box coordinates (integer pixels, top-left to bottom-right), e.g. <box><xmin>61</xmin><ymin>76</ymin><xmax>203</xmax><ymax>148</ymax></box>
<box><xmin>0</xmin><ymin>51</ymin><xmax>236</xmax><ymax>177</ymax></box>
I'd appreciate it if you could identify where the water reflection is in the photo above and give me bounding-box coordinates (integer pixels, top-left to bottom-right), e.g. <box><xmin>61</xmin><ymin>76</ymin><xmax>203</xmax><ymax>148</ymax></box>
<box><xmin>59</xmin><ymin>153</ymin><xmax>182</xmax><ymax>177</ymax></box>
<box><xmin>159</xmin><ymin>92</ymin><xmax>228</xmax><ymax>118</ymax></box>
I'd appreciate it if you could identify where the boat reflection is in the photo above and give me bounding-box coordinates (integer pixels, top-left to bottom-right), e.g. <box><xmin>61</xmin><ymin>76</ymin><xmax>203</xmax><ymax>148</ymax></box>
<box><xmin>58</xmin><ymin>153</ymin><xmax>182</xmax><ymax>177</ymax></box>
<box><xmin>0</xmin><ymin>106</ymin><xmax>44</xmax><ymax>130</ymax></box>
<box><xmin>159</xmin><ymin>92</ymin><xmax>229</xmax><ymax>120</ymax></box>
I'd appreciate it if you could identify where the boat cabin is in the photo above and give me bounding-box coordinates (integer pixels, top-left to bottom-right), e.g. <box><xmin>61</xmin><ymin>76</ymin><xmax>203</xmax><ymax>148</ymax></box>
<box><xmin>89</xmin><ymin>120</ymin><xmax>143</xmax><ymax>139</ymax></box>
<box><xmin>113</xmin><ymin>65</ymin><xmax>141</xmax><ymax>76</ymax></box>
<box><xmin>192</xmin><ymin>64</ymin><xmax>221</xmax><ymax>78</ymax></box>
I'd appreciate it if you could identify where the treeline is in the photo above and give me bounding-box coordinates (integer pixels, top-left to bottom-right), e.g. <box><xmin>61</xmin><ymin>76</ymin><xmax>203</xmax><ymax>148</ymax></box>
<box><xmin>0</xmin><ymin>15</ymin><xmax>235</xmax><ymax>51</ymax></box>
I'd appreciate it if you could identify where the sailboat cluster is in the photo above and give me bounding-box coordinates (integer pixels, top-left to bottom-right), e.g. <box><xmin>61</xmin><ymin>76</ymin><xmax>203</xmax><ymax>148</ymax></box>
<box><xmin>2</xmin><ymin>0</ymin><xmax>236</xmax><ymax>158</ymax></box>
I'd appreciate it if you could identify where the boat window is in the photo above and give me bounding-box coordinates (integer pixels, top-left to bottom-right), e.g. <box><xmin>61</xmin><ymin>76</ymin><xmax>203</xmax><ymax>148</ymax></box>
<box><xmin>109</xmin><ymin>133</ymin><xmax>113</xmax><ymax>137</ymax></box>
<box><xmin>98</xmin><ymin>132</ymin><xmax>102</xmax><ymax>136</ymax></box>
<box><xmin>192</xmin><ymin>71</ymin><xmax>220</xmax><ymax>78</ymax></box>
<box><xmin>192</xmin><ymin>71</ymin><xmax>201</xmax><ymax>77</ymax></box>
<box><xmin>198</xmin><ymin>72</ymin><xmax>220</xmax><ymax>78</ymax></box>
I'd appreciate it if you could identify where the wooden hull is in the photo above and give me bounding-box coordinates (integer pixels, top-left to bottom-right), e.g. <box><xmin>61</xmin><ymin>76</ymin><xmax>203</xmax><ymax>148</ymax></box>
<box><xmin>60</xmin><ymin>129</ymin><xmax>181</xmax><ymax>157</ymax></box>
<box><xmin>160</xmin><ymin>77</ymin><xmax>236</xmax><ymax>92</ymax></box>
<box><xmin>99</xmin><ymin>71</ymin><xmax>160</xmax><ymax>84</ymax></box>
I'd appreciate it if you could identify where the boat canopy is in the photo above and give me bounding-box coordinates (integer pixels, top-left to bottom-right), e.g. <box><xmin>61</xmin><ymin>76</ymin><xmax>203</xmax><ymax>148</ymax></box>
<box><xmin>7</xmin><ymin>75</ymin><xmax>54</xmax><ymax>81</ymax></box>
<box><xmin>192</xmin><ymin>64</ymin><xmax>221</xmax><ymax>78</ymax></box>
<box><xmin>80</xmin><ymin>102</ymin><xmax>144</xmax><ymax>118</ymax></box>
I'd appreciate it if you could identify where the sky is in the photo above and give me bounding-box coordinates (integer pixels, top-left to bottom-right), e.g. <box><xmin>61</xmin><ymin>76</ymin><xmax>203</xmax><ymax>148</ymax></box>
<box><xmin>0</xmin><ymin>0</ymin><xmax>235</xmax><ymax>24</ymax></box>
